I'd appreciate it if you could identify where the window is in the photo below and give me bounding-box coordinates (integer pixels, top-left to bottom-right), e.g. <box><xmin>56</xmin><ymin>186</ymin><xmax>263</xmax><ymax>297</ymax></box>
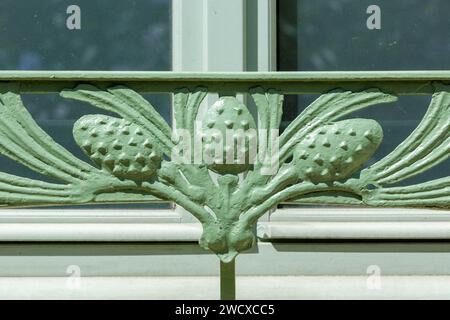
<box><xmin>0</xmin><ymin>1</ymin><xmax>175</xmax><ymax>229</ymax></box>
<box><xmin>278</xmin><ymin>0</ymin><xmax>449</xmax><ymax>188</ymax></box>
<box><xmin>264</xmin><ymin>0</ymin><xmax>450</xmax><ymax>232</ymax></box>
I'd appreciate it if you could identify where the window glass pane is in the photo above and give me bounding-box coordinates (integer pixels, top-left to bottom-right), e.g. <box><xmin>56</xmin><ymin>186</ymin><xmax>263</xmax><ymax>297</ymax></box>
<box><xmin>0</xmin><ymin>0</ymin><xmax>170</xmax><ymax>71</ymax></box>
<box><xmin>277</xmin><ymin>0</ymin><xmax>449</xmax><ymax>200</ymax></box>
<box><xmin>0</xmin><ymin>0</ymin><xmax>171</xmax><ymax>208</ymax></box>
<box><xmin>278</xmin><ymin>0</ymin><xmax>450</xmax><ymax>71</ymax></box>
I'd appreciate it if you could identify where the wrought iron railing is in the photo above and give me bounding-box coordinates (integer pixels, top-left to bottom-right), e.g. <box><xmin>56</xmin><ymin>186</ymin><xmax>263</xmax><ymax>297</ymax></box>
<box><xmin>0</xmin><ymin>71</ymin><xmax>448</xmax><ymax>299</ymax></box>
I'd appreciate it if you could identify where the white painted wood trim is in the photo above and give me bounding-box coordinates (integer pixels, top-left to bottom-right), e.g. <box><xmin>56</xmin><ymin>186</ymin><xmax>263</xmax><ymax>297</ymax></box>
<box><xmin>266</xmin><ymin>207</ymin><xmax>450</xmax><ymax>239</ymax></box>
<box><xmin>0</xmin><ymin>209</ymin><xmax>202</xmax><ymax>241</ymax></box>
<box><xmin>263</xmin><ymin>208</ymin><xmax>450</xmax><ymax>239</ymax></box>
<box><xmin>270</xmin><ymin>207</ymin><xmax>450</xmax><ymax>222</ymax></box>
<box><xmin>1</xmin><ymin>208</ymin><xmax>450</xmax><ymax>241</ymax></box>
<box><xmin>172</xmin><ymin>0</ymin><xmax>246</xmax><ymax>72</ymax></box>
<box><xmin>0</xmin><ymin>209</ymin><xmax>180</xmax><ymax>223</ymax></box>
<box><xmin>2</xmin><ymin>276</ymin><xmax>450</xmax><ymax>299</ymax></box>
<box><xmin>258</xmin><ymin>221</ymin><xmax>450</xmax><ymax>240</ymax></box>
<box><xmin>0</xmin><ymin>223</ymin><xmax>202</xmax><ymax>242</ymax></box>
<box><xmin>257</xmin><ymin>0</ymin><xmax>277</xmax><ymax>71</ymax></box>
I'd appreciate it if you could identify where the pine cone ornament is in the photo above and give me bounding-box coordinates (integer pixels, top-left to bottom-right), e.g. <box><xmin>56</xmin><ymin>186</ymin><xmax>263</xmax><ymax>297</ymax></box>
<box><xmin>202</xmin><ymin>97</ymin><xmax>257</xmax><ymax>174</ymax></box>
<box><xmin>293</xmin><ymin>118</ymin><xmax>383</xmax><ymax>183</ymax></box>
<box><xmin>73</xmin><ymin>114</ymin><xmax>162</xmax><ymax>180</ymax></box>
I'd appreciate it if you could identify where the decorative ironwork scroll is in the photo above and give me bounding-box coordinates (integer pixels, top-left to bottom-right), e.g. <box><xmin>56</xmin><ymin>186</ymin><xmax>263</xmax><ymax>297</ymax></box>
<box><xmin>0</xmin><ymin>72</ymin><xmax>448</xmax><ymax>264</ymax></box>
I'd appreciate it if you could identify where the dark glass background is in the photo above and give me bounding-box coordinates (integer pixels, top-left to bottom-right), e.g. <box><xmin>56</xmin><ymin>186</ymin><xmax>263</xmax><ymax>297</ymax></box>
<box><xmin>0</xmin><ymin>0</ymin><xmax>171</xmax><ymax>208</ymax></box>
<box><xmin>278</xmin><ymin>0</ymin><xmax>449</xmax><ymax>187</ymax></box>
<box><xmin>0</xmin><ymin>0</ymin><xmax>170</xmax><ymax>71</ymax></box>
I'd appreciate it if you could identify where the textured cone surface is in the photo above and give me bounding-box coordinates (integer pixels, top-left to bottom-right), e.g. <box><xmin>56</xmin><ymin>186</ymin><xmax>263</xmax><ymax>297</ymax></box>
<box><xmin>293</xmin><ymin>118</ymin><xmax>383</xmax><ymax>183</ymax></box>
<box><xmin>73</xmin><ymin>114</ymin><xmax>162</xmax><ymax>180</ymax></box>
<box><xmin>202</xmin><ymin>97</ymin><xmax>257</xmax><ymax>174</ymax></box>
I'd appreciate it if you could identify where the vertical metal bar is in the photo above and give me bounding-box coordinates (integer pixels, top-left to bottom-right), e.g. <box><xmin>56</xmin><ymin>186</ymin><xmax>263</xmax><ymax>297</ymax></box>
<box><xmin>220</xmin><ymin>260</ymin><xmax>236</xmax><ymax>300</ymax></box>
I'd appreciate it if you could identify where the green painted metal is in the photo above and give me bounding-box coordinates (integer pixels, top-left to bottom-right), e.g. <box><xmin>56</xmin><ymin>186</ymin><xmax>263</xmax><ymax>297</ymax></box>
<box><xmin>2</xmin><ymin>70</ymin><xmax>450</xmax><ymax>94</ymax></box>
<box><xmin>220</xmin><ymin>260</ymin><xmax>236</xmax><ymax>300</ymax></box>
<box><xmin>0</xmin><ymin>71</ymin><xmax>448</xmax><ymax>298</ymax></box>
<box><xmin>201</xmin><ymin>96</ymin><xmax>257</xmax><ymax>175</ymax></box>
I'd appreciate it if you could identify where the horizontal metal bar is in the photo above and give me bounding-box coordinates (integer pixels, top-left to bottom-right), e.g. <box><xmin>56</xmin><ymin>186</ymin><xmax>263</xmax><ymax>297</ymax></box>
<box><xmin>1</xmin><ymin>70</ymin><xmax>450</xmax><ymax>81</ymax></box>
<box><xmin>0</xmin><ymin>71</ymin><xmax>449</xmax><ymax>94</ymax></box>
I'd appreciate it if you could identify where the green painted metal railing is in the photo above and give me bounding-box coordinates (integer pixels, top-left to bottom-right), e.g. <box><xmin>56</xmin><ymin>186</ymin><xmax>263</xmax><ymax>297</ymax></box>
<box><xmin>0</xmin><ymin>71</ymin><xmax>448</xmax><ymax>299</ymax></box>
